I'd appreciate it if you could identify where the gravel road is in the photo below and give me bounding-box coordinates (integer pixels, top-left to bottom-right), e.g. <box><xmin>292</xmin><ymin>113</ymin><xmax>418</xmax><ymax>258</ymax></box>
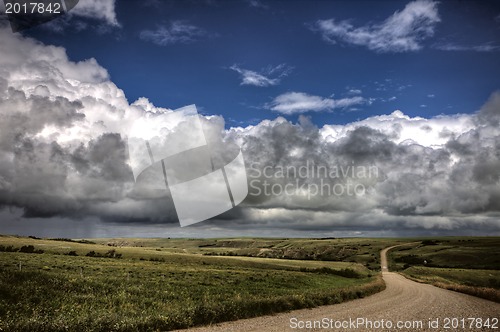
<box><xmin>177</xmin><ymin>244</ymin><xmax>500</xmax><ymax>331</ymax></box>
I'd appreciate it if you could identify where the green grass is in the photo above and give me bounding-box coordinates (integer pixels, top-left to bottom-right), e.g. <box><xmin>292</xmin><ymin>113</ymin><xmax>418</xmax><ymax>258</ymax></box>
<box><xmin>6</xmin><ymin>235</ymin><xmax>497</xmax><ymax>330</ymax></box>
<box><xmin>0</xmin><ymin>235</ymin><xmax>385</xmax><ymax>331</ymax></box>
<box><xmin>402</xmin><ymin>266</ymin><xmax>500</xmax><ymax>289</ymax></box>
<box><xmin>387</xmin><ymin>237</ymin><xmax>500</xmax><ymax>303</ymax></box>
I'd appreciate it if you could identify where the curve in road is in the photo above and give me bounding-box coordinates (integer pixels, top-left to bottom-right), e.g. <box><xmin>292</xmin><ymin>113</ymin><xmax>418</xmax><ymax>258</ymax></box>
<box><xmin>179</xmin><ymin>244</ymin><xmax>500</xmax><ymax>332</ymax></box>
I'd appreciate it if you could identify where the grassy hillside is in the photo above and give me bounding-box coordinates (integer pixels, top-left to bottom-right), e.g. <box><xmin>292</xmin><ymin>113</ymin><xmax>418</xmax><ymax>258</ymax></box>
<box><xmin>387</xmin><ymin>237</ymin><xmax>500</xmax><ymax>302</ymax></box>
<box><xmin>91</xmin><ymin>237</ymin><xmax>408</xmax><ymax>271</ymax></box>
<box><xmin>0</xmin><ymin>235</ymin><xmax>385</xmax><ymax>331</ymax></box>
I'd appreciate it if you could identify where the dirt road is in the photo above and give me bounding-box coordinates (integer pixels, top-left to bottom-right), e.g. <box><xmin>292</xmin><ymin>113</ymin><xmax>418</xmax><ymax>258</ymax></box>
<box><xmin>179</xmin><ymin>244</ymin><xmax>500</xmax><ymax>331</ymax></box>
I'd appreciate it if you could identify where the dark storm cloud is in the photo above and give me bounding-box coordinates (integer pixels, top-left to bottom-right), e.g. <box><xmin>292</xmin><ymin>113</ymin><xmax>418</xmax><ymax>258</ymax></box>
<box><xmin>0</xmin><ymin>88</ymin><xmax>84</xmax><ymax>148</ymax></box>
<box><xmin>221</xmin><ymin>91</ymin><xmax>500</xmax><ymax>234</ymax></box>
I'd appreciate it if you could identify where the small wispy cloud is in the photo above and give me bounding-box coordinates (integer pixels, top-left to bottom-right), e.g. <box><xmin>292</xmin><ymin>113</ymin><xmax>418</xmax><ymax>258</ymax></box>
<box><xmin>347</xmin><ymin>89</ymin><xmax>362</xmax><ymax>95</ymax></box>
<box><xmin>230</xmin><ymin>64</ymin><xmax>292</xmax><ymax>87</ymax></box>
<box><xmin>434</xmin><ymin>43</ymin><xmax>500</xmax><ymax>52</ymax></box>
<box><xmin>140</xmin><ymin>21</ymin><xmax>208</xmax><ymax>46</ymax></box>
<box><xmin>311</xmin><ymin>0</ymin><xmax>440</xmax><ymax>53</ymax></box>
<box><xmin>427</xmin><ymin>94</ymin><xmax>435</xmax><ymax>98</ymax></box>
<box><xmin>265</xmin><ymin>92</ymin><xmax>366</xmax><ymax>115</ymax></box>
<box><xmin>246</xmin><ymin>0</ymin><xmax>269</xmax><ymax>9</ymax></box>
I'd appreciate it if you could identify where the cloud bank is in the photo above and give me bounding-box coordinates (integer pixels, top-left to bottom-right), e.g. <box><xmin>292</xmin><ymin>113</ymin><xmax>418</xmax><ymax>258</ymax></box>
<box><xmin>0</xmin><ymin>27</ymin><xmax>499</xmax><ymax>235</ymax></box>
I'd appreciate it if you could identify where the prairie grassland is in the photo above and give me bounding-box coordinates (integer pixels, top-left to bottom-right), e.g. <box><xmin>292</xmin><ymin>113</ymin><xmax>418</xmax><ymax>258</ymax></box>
<box><xmin>387</xmin><ymin>237</ymin><xmax>500</xmax><ymax>303</ymax></box>
<box><xmin>90</xmin><ymin>237</ymin><xmax>408</xmax><ymax>271</ymax></box>
<box><xmin>0</xmin><ymin>235</ymin><xmax>385</xmax><ymax>331</ymax></box>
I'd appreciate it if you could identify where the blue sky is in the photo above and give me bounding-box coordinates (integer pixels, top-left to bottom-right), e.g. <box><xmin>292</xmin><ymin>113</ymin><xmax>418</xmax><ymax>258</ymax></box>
<box><xmin>26</xmin><ymin>0</ymin><xmax>500</xmax><ymax>127</ymax></box>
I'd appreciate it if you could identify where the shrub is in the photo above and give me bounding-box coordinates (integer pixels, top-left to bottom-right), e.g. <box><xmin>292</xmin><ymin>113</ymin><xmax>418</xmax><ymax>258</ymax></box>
<box><xmin>0</xmin><ymin>245</ymin><xmax>16</xmax><ymax>252</ymax></box>
<box><xmin>86</xmin><ymin>250</ymin><xmax>103</xmax><ymax>257</ymax></box>
<box><xmin>18</xmin><ymin>245</ymin><xmax>47</xmax><ymax>254</ymax></box>
<box><xmin>104</xmin><ymin>249</ymin><xmax>122</xmax><ymax>259</ymax></box>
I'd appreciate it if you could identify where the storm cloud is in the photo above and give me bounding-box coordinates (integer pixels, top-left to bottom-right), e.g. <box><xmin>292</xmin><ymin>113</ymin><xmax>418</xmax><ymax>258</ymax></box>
<box><xmin>0</xmin><ymin>27</ymin><xmax>499</xmax><ymax>235</ymax></box>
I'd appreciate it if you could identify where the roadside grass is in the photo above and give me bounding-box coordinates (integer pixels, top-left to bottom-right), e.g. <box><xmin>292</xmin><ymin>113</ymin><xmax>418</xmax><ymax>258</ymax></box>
<box><xmin>0</xmin><ymin>235</ymin><xmax>385</xmax><ymax>331</ymax></box>
<box><xmin>401</xmin><ymin>266</ymin><xmax>500</xmax><ymax>303</ymax></box>
<box><xmin>387</xmin><ymin>237</ymin><xmax>500</xmax><ymax>303</ymax></box>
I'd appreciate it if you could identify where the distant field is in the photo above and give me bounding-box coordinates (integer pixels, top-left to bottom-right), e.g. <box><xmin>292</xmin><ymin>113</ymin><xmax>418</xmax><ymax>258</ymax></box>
<box><xmin>387</xmin><ymin>237</ymin><xmax>500</xmax><ymax>302</ymax></box>
<box><xmin>90</xmin><ymin>237</ymin><xmax>409</xmax><ymax>271</ymax></box>
<box><xmin>0</xmin><ymin>235</ymin><xmax>386</xmax><ymax>331</ymax></box>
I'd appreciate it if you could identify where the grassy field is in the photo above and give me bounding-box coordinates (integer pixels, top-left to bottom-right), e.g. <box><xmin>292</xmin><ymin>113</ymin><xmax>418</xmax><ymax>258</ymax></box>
<box><xmin>2</xmin><ymin>235</ymin><xmax>498</xmax><ymax>331</ymax></box>
<box><xmin>387</xmin><ymin>237</ymin><xmax>500</xmax><ymax>302</ymax></box>
<box><xmin>0</xmin><ymin>235</ymin><xmax>388</xmax><ymax>331</ymax></box>
<box><xmin>89</xmin><ymin>237</ymin><xmax>408</xmax><ymax>271</ymax></box>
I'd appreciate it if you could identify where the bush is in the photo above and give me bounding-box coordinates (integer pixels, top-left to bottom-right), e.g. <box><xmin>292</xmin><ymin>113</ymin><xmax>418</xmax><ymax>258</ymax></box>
<box><xmin>85</xmin><ymin>250</ymin><xmax>122</xmax><ymax>259</ymax></box>
<box><xmin>104</xmin><ymin>249</ymin><xmax>122</xmax><ymax>259</ymax></box>
<box><xmin>49</xmin><ymin>238</ymin><xmax>96</xmax><ymax>244</ymax></box>
<box><xmin>86</xmin><ymin>251</ymin><xmax>99</xmax><ymax>257</ymax></box>
<box><xmin>18</xmin><ymin>245</ymin><xmax>43</xmax><ymax>254</ymax></box>
<box><xmin>66</xmin><ymin>251</ymin><xmax>78</xmax><ymax>256</ymax></box>
<box><xmin>0</xmin><ymin>245</ymin><xmax>16</xmax><ymax>252</ymax></box>
<box><xmin>19</xmin><ymin>245</ymin><xmax>35</xmax><ymax>253</ymax></box>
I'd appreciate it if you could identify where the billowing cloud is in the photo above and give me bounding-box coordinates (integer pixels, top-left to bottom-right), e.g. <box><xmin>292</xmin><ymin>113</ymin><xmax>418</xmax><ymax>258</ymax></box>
<box><xmin>320</xmin><ymin>110</ymin><xmax>475</xmax><ymax>148</ymax></box>
<box><xmin>1</xmin><ymin>27</ymin><xmax>500</xmax><ymax>235</ymax></box>
<box><xmin>265</xmin><ymin>92</ymin><xmax>366</xmax><ymax>115</ymax></box>
<box><xmin>140</xmin><ymin>21</ymin><xmax>208</xmax><ymax>46</ymax></box>
<box><xmin>313</xmin><ymin>0</ymin><xmax>440</xmax><ymax>52</ymax></box>
<box><xmin>0</xmin><ymin>28</ymin><xmax>186</xmax><ymax>222</ymax></box>
<box><xmin>227</xmin><ymin>94</ymin><xmax>500</xmax><ymax>233</ymax></box>
<box><xmin>230</xmin><ymin>64</ymin><xmax>292</xmax><ymax>87</ymax></box>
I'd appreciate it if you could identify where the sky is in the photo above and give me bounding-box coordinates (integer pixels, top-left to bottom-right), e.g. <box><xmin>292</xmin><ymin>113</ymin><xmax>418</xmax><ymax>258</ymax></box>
<box><xmin>0</xmin><ymin>0</ymin><xmax>499</xmax><ymax>238</ymax></box>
